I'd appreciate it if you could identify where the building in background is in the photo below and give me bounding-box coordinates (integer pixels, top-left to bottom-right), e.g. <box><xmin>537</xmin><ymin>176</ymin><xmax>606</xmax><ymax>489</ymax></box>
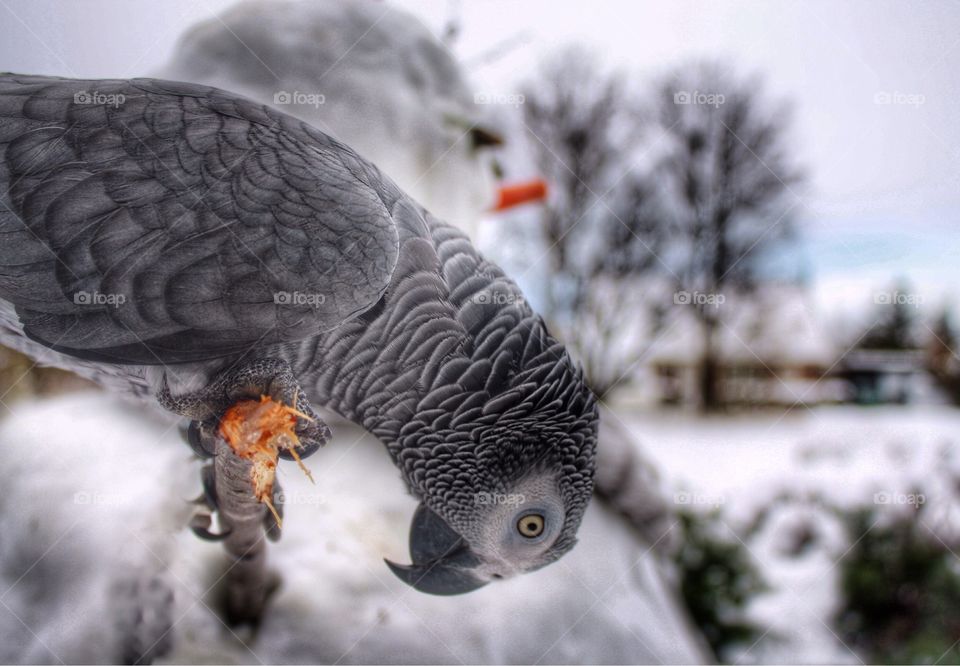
<box><xmin>619</xmin><ymin>285</ymin><xmax>847</xmax><ymax>409</ymax></box>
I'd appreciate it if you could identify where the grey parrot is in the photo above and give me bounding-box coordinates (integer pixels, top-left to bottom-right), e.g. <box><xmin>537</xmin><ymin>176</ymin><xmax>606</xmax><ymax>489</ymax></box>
<box><xmin>0</xmin><ymin>74</ymin><xmax>598</xmax><ymax>595</ymax></box>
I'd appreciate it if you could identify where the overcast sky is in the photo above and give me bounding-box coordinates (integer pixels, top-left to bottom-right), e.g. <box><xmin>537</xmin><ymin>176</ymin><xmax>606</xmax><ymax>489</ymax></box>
<box><xmin>1</xmin><ymin>0</ymin><xmax>957</xmax><ymax>315</ymax></box>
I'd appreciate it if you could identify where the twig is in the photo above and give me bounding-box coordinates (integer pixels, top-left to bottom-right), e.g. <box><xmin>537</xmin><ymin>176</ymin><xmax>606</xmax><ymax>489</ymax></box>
<box><xmin>213</xmin><ymin>434</ymin><xmax>277</xmax><ymax>625</ymax></box>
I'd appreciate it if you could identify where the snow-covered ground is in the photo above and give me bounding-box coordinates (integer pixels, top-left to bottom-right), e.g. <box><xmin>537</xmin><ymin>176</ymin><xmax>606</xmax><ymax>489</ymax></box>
<box><xmin>616</xmin><ymin>404</ymin><xmax>960</xmax><ymax>664</ymax></box>
<box><xmin>4</xmin><ymin>391</ymin><xmax>956</xmax><ymax>664</ymax></box>
<box><xmin>0</xmin><ymin>393</ymin><xmax>706</xmax><ymax>664</ymax></box>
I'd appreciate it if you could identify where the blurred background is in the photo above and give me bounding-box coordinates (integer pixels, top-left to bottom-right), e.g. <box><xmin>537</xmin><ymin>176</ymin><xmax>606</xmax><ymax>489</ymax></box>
<box><xmin>1</xmin><ymin>0</ymin><xmax>959</xmax><ymax>663</ymax></box>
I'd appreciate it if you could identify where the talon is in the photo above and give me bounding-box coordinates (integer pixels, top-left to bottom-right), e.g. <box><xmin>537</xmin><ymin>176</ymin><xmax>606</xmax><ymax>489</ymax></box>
<box><xmin>180</xmin><ymin>421</ymin><xmax>215</xmax><ymax>459</ymax></box>
<box><xmin>190</xmin><ymin>493</ymin><xmax>209</xmax><ymax>506</ymax></box>
<box><xmin>280</xmin><ymin>394</ymin><xmax>330</xmax><ymax>463</ymax></box>
<box><xmin>200</xmin><ymin>464</ymin><xmax>219</xmax><ymax>510</ymax></box>
<box><xmin>190</xmin><ymin>512</ymin><xmax>231</xmax><ymax>541</ymax></box>
<box><xmin>191</xmin><ymin>420</ymin><xmax>218</xmax><ymax>458</ymax></box>
<box><xmin>189</xmin><ymin>465</ymin><xmax>218</xmax><ymax>510</ymax></box>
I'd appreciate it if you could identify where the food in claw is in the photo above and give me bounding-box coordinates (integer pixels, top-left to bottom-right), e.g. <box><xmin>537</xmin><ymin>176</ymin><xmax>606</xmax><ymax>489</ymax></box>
<box><xmin>218</xmin><ymin>394</ymin><xmax>316</xmax><ymax>526</ymax></box>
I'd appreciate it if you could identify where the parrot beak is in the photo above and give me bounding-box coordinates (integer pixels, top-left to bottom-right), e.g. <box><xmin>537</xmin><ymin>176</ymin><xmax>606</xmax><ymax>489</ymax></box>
<box><xmin>384</xmin><ymin>503</ymin><xmax>488</xmax><ymax>595</ymax></box>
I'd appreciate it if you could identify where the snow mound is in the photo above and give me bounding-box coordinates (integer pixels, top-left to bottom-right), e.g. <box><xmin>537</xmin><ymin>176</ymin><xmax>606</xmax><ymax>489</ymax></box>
<box><xmin>0</xmin><ymin>394</ymin><xmax>706</xmax><ymax>664</ymax></box>
<box><xmin>158</xmin><ymin>0</ymin><xmax>499</xmax><ymax>233</ymax></box>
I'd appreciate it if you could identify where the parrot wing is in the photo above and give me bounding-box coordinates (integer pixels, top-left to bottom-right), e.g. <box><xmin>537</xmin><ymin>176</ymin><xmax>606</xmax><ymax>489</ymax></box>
<box><xmin>0</xmin><ymin>74</ymin><xmax>401</xmax><ymax>364</ymax></box>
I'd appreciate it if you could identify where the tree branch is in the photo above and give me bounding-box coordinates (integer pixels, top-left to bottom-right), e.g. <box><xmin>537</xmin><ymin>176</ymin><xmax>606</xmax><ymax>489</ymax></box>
<box><xmin>213</xmin><ymin>434</ymin><xmax>278</xmax><ymax>625</ymax></box>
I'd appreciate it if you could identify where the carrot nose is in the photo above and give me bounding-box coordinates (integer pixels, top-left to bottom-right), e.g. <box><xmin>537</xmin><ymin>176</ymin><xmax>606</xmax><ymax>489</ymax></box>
<box><xmin>493</xmin><ymin>179</ymin><xmax>548</xmax><ymax>211</ymax></box>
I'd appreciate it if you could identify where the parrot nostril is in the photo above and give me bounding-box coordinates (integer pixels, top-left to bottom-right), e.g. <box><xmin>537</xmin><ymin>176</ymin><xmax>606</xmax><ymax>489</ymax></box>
<box><xmin>491</xmin><ymin>573</ymin><xmax>504</xmax><ymax>580</ymax></box>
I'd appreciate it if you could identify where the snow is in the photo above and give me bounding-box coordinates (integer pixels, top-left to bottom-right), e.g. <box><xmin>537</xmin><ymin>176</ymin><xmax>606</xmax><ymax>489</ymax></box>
<box><xmin>618</xmin><ymin>405</ymin><xmax>960</xmax><ymax>513</ymax></box>
<box><xmin>3</xmin><ymin>385</ymin><xmax>957</xmax><ymax>664</ymax></box>
<box><xmin>0</xmin><ymin>394</ymin><xmax>706</xmax><ymax>664</ymax></box>
<box><xmin>613</xmin><ymin>403</ymin><xmax>960</xmax><ymax>663</ymax></box>
<box><xmin>157</xmin><ymin>0</ymin><xmax>501</xmax><ymax>237</ymax></box>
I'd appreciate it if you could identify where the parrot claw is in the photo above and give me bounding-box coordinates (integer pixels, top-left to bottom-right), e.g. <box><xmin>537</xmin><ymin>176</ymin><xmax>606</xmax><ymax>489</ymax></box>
<box><xmin>200</xmin><ymin>463</ymin><xmax>219</xmax><ymax>510</ymax></box>
<box><xmin>188</xmin><ymin>466</ymin><xmax>228</xmax><ymax>539</ymax></box>
<box><xmin>179</xmin><ymin>420</ymin><xmax>217</xmax><ymax>459</ymax></box>
<box><xmin>166</xmin><ymin>360</ymin><xmax>328</xmax><ymax>546</ymax></box>
<box><xmin>190</xmin><ymin>511</ymin><xmax>231</xmax><ymax>541</ymax></box>
<box><xmin>161</xmin><ymin>358</ymin><xmax>331</xmax><ymax>462</ymax></box>
<box><xmin>276</xmin><ymin>399</ymin><xmax>330</xmax><ymax>462</ymax></box>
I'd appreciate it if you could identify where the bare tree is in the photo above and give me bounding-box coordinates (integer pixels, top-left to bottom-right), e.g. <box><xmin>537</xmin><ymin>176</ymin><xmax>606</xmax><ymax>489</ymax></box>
<box><xmin>521</xmin><ymin>48</ymin><xmax>661</xmax><ymax>395</ymax></box>
<box><xmin>650</xmin><ymin>62</ymin><xmax>804</xmax><ymax>410</ymax></box>
<box><xmin>521</xmin><ymin>56</ymin><xmax>802</xmax><ymax>406</ymax></box>
<box><xmin>563</xmin><ymin>178</ymin><xmax>667</xmax><ymax>396</ymax></box>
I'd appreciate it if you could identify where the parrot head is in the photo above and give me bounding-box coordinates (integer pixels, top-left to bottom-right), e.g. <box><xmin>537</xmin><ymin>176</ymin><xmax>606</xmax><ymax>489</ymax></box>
<box><xmin>385</xmin><ymin>338</ymin><xmax>598</xmax><ymax>595</ymax></box>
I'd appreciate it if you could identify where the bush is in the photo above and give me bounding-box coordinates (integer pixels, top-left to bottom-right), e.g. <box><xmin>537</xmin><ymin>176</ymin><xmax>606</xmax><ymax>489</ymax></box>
<box><xmin>673</xmin><ymin>509</ymin><xmax>767</xmax><ymax>662</ymax></box>
<box><xmin>835</xmin><ymin>505</ymin><xmax>960</xmax><ymax>664</ymax></box>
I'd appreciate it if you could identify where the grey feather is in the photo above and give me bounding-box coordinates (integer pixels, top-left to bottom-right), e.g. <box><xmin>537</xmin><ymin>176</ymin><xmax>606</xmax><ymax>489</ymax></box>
<box><xmin>0</xmin><ymin>73</ymin><xmax>598</xmax><ymax>579</ymax></box>
<box><xmin>0</xmin><ymin>74</ymin><xmax>399</xmax><ymax>363</ymax></box>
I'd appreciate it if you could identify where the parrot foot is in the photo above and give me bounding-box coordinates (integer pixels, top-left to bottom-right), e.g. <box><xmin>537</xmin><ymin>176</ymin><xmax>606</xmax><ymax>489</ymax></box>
<box><xmin>185</xmin><ymin>464</ymin><xmax>218</xmax><ymax>511</ymax></box>
<box><xmin>166</xmin><ymin>363</ymin><xmax>303</xmax><ymax>625</ymax></box>
<box><xmin>179</xmin><ymin>420</ymin><xmax>216</xmax><ymax>459</ymax></box>
<box><xmin>189</xmin><ymin>511</ymin><xmax>231</xmax><ymax>541</ymax></box>
<box><xmin>189</xmin><ymin>464</ymin><xmax>233</xmax><ymax>540</ymax></box>
<box><xmin>161</xmin><ymin>358</ymin><xmax>332</xmax><ymax>463</ymax></box>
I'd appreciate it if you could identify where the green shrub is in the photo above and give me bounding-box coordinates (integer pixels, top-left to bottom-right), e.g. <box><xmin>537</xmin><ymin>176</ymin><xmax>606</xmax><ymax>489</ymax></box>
<box><xmin>835</xmin><ymin>505</ymin><xmax>960</xmax><ymax>664</ymax></box>
<box><xmin>673</xmin><ymin>509</ymin><xmax>767</xmax><ymax>662</ymax></box>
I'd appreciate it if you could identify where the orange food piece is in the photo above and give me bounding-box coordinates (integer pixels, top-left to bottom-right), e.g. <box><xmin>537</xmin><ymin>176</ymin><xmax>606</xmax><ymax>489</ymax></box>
<box><xmin>218</xmin><ymin>395</ymin><xmax>315</xmax><ymax>526</ymax></box>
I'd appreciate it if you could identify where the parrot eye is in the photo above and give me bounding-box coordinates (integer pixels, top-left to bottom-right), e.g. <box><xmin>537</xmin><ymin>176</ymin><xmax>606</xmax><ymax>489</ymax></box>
<box><xmin>517</xmin><ymin>513</ymin><xmax>545</xmax><ymax>538</ymax></box>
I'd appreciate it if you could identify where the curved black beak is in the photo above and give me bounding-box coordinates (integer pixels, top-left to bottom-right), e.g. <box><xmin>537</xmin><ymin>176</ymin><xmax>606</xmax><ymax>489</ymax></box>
<box><xmin>384</xmin><ymin>503</ymin><xmax>488</xmax><ymax>595</ymax></box>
